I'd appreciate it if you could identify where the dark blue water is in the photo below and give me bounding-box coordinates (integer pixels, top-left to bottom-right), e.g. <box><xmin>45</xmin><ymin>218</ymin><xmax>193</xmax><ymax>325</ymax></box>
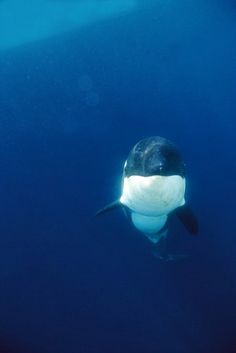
<box><xmin>0</xmin><ymin>1</ymin><xmax>236</xmax><ymax>352</ymax></box>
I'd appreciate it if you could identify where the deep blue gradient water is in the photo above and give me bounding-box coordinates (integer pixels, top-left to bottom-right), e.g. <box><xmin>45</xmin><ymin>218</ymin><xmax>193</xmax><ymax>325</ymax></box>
<box><xmin>0</xmin><ymin>1</ymin><xmax>236</xmax><ymax>352</ymax></box>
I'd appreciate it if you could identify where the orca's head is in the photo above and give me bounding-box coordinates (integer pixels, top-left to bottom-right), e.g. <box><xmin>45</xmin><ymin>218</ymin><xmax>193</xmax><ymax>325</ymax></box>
<box><xmin>124</xmin><ymin>136</ymin><xmax>185</xmax><ymax>178</ymax></box>
<box><xmin>120</xmin><ymin>137</ymin><xmax>186</xmax><ymax>216</ymax></box>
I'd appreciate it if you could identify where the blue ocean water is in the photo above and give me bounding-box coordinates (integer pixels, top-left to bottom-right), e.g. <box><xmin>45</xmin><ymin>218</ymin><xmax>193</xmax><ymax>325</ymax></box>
<box><xmin>0</xmin><ymin>1</ymin><xmax>236</xmax><ymax>352</ymax></box>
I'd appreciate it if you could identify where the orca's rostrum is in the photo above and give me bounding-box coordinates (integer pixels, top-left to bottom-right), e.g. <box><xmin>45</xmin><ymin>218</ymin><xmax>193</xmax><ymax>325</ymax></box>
<box><xmin>96</xmin><ymin>136</ymin><xmax>198</xmax><ymax>249</ymax></box>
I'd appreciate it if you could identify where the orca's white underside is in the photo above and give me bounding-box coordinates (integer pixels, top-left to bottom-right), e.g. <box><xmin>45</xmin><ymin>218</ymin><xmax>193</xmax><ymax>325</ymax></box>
<box><xmin>120</xmin><ymin>175</ymin><xmax>186</xmax><ymax>241</ymax></box>
<box><xmin>120</xmin><ymin>175</ymin><xmax>186</xmax><ymax>216</ymax></box>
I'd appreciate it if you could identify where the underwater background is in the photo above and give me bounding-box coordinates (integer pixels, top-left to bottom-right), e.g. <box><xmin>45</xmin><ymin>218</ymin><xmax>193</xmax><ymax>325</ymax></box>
<box><xmin>0</xmin><ymin>0</ymin><xmax>236</xmax><ymax>352</ymax></box>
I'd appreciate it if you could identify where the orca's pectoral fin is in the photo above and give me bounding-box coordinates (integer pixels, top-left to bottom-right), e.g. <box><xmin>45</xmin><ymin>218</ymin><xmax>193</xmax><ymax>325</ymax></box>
<box><xmin>95</xmin><ymin>200</ymin><xmax>121</xmax><ymax>216</ymax></box>
<box><xmin>175</xmin><ymin>205</ymin><xmax>199</xmax><ymax>235</ymax></box>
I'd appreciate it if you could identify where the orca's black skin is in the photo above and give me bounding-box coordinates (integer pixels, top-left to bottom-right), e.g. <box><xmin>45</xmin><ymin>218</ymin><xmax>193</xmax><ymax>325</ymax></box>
<box><xmin>175</xmin><ymin>205</ymin><xmax>199</xmax><ymax>235</ymax></box>
<box><xmin>95</xmin><ymin>200</ymin><xmax>121</xmax><ymax>216</ymax></box>
<box><xmin>124</xmin><ymin>136</ymin><xmax>186</xmax><ymax>178</ymax></box>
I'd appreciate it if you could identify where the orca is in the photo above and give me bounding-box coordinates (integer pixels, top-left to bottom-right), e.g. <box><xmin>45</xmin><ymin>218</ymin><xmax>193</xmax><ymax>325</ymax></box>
<box><xmin>97</xmin><ymin>136</ymin><xmax>198</xmax><ymax>250</ymax></box>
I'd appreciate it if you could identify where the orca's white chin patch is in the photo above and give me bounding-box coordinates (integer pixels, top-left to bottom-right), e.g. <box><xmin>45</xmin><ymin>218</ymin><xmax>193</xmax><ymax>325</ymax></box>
<box><xmin>120</xmin><ymin>175</ymin><xmax>185</xmax><ymax>216</ymax></box>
